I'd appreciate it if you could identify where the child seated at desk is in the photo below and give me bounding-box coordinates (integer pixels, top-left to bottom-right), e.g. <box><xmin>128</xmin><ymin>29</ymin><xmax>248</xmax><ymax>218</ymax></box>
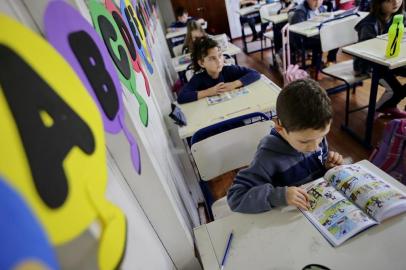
<box><xmin>227</xmin><ymin>79</ymin><xmax>344</xmax><ymax>213</ymax></box>
<box><xmin>177</xmin><ymin>37</ymin><xmax>261</xmax><ymax>104</ymax></box>
<box><xmin>354</xmin><ymin>0</ymin><xmax>406</xmax><ymax>118</ymax></box>
<box><xmin>291</xmin><ymin>0</ymin><xmax>338</xmax><ymax>68</ymax></box>
<box><xmin>169</xmin><ymin>7</ymin><xmax>205</xmax><ymax>30</ymax></box>
<box><xmin>239</xmin><ymin>0</ymin><xmax>270</xmax><ymax>41</ymax></box>
<box><xmin>182</xmin><ymin>20</ymin><xmax>207</xmax><ymax>54</ymax></box>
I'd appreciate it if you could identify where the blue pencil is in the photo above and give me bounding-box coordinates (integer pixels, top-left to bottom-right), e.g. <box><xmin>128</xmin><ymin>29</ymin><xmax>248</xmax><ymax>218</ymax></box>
<box><xmin>220</xmin><ymin>231</ymin><xmax>234</xmax><ymax>270</ymax></box>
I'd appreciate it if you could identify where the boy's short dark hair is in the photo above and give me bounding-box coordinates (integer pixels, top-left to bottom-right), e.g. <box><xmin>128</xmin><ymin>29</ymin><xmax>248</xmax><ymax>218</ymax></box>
<box><xmin>175</xmin><ymin>7</ymin><xmax>187</xmax><ymax>18</ymax></box>
<box><xmin>191</xmin><ymin>36</ymin><xmax>220</xmax><ymax>71</ymax></box>
<box><xmin>276</xmin><ymin>79</ymin><xmax>332</xmax><ymax>132</ymax></box>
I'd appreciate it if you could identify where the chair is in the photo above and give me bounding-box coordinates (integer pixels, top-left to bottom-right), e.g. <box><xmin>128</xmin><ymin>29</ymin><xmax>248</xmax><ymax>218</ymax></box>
<box><xmin>190</xmin><ymin>113</ymin><xmax>274</xmax><ymax>220</ymax></box>
<box><xmin>259</xmin><ymin>3</ymin><xmax>282</xmax><ymax>61</ymax></box>
<box><xmin>319</xmin><ymin>13</ymin><xmax>369</xmax><ymax>128</ymax></box>
<box><xmin>185</xmin><ymin>63</ymin><xmax>195</xmax><ymax>82</ymax></box>
<box><xmin>172</xmin><ymin>44</ymin><xmax>184</xmax><ymax>57</ymax></box>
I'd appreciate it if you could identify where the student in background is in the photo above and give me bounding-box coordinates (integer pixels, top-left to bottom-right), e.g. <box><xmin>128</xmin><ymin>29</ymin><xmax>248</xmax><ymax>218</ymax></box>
<box><xmin>358</xmin><ymin>0</ymin><xmax>372</xmax><ymax>11</ymax></box>
<box><xmin>291</xmin><ymin>0</ymin><xmax>338</xmax><ymax>68</ymax></box>
<box><xmin>273</xmin><ymin>0</ymin><xmax>296</xmax><ymax>53</ymax></box>
<box><xmin>239</xmin><ymin>0</ymin><xmax>269</xmax><ymax>41</ymax></box>
<box><xmin>354</xmin><ymin>0</ymin><xmax>406</xmax><ymax>118</ymax></box>
<box><xmin>182</xmin><ymin>20</ymin><xmax>207</xmax><ymax>54</ymax></box>
<box><xmin>227</xmin><ymin>79</ymin><xmax>343</xmax><ymax>213</ymax></box>
<box><xmin>177</xmin><ymin>37</ymin><xmax>261</xmax><ymax>104</ymax></box>
<box><xmin>169</xmin><ymin>6</ymin><xmax>204</xmax><ymax>29</ymax></box>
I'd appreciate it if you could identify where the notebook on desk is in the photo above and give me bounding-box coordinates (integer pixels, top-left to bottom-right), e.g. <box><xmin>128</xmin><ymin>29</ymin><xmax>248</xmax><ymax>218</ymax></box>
<box><xmin>207</xmin><ymin>87</ymin><xmax>250</xmax><ymax>105</ymax></box>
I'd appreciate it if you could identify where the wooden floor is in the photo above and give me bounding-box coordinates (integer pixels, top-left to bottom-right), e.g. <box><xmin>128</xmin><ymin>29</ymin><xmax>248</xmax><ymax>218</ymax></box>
<box><xmin>207</xmin><ymin>36</ymin><xmax>406</xmax><ymax>203</ymax></box>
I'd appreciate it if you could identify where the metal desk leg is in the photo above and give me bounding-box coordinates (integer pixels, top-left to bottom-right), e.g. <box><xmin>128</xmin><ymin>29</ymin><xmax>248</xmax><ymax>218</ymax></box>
<box><xmin>341</xmin><ymin>66</ymin><xmax>379</xmax><ymax>149</ymax></box>
<box><xmin>241</xmin><ymin>20</ymin><xmax>248</xmax><ymax>53</ymax></box>
<box><xmin>364</xmin><ymin>66</ymin><xmax>380</xmax><ymax>147</ymax></box>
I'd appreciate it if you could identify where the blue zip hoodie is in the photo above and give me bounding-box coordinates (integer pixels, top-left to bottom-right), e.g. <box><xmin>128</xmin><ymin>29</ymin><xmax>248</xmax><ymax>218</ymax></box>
<box><xmin>227</xmin><ymin>128</ymin><xmax>328</xmax><ymax>213</ymax></box>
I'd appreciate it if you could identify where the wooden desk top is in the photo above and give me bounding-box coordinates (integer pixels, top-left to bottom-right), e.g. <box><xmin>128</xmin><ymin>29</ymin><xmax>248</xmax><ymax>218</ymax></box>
<box><xmin>194</xmin><ymin>160</ymin><xmax>406</xmax><ymax>270</ymax></box>
<box><xmin>177</xmin><ymin>76</ymin><xmax>280</xmax><ymax>139</ymax></box>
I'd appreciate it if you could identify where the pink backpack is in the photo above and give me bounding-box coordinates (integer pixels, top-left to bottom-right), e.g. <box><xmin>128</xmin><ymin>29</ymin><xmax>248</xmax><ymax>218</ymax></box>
<box><xmin>281</xmin><ymin>23</ymin><xmax>309</xmax><ymax>86</ymax></box>
<box><xmin>369</xmin><ymin>119</ymin><xmax>406</xmax><ymax>184</ymax></box>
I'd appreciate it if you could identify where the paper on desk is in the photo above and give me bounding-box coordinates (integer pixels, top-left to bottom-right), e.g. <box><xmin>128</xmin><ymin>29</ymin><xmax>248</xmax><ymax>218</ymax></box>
<box><xmin>206</xmin><ymin>87</ymin><xmax>250</xmax><ymax>105</ymax></box>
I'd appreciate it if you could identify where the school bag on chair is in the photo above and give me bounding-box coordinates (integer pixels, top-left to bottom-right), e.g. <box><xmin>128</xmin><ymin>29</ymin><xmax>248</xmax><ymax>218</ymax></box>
<box><xmin>281</xmin><ymin>23</ymin><xmax>309</xmax><ymax>86</ymax></box>
<box><xmin>369</xmin><ymin>119</ymin><xmax>406</xmax><ymax>184</ymax></box>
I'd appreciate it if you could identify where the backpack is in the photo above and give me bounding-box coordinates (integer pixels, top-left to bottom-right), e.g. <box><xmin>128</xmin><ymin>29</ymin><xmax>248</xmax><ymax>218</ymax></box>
<box><xmin>369</xmin><ymin>119</ymin><xmax>406</xmax><ymax>184</ymax></box>
<box><xmin>281</xmin><ymin>23</ymin><xmax>309</xmax><ymax>86</ymax></box>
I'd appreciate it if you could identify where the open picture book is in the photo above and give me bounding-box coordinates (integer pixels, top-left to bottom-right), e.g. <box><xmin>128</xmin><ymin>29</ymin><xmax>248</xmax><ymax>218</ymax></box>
<box><xmin>301</xmin><ymin>163</ymin><xmax>406</xmax><ymax>247</ymax></box>
<box><xmin>206</xmin><ymin>87</ymin><xmax>249</xmax><ymax>105</ymax></box>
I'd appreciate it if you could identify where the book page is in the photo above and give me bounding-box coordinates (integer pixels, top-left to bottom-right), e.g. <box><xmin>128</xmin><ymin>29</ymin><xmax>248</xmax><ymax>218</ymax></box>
<box><xmin>324</xmin><ymin>164</ymin><xmax>406</xmax><ymax>222</ymax></box>
<box><xmin>301</xmin><ymin>178</ymin><xmax>377</xmax><ymax>247</ymax></box>
<box><xmin>206</xmin><ymin>87</ymin><xmax>249</xmax><ymax>105</ymax></box>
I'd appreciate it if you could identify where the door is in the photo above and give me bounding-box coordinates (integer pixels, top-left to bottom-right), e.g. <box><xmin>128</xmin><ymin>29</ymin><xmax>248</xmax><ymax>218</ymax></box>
<box><xmin>170</xmin><ymin>0</ymin><xmax>230</xmax><ymax>36</ymax></box>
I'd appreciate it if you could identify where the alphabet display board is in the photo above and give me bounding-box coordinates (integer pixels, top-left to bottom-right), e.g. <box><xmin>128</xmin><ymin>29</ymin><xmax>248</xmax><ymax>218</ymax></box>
<box><xmin>121</xmin><ymin>0</ymin><xmax>154</xmax><ymax>74</ymax></box>
<box><xmin>88</xmin><ymin>0</ymin><xmax>149</xmax><ymax>127</ymax></box>
<box><xmin>0</xmin><ymin>13</ymin><xmax>126</xmax><ymax>270</ymax></box>
<box><xmin>44</xmin><ymin>0</ymin><xmax>141</xmax><ymax>174</ymax></box>
<box><xmin>105</xmin><ymin>0</ymin><xmax>151</xmax><ymax>97</ymax></box>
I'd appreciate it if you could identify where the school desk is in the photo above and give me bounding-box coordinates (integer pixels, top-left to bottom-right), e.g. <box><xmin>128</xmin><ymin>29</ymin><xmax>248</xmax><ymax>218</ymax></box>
<box><xmin>262</xmin><ymin>12</ymin><xmax>288</xmax><ymax>25</ymax></box>
<box><xmin>237</xmin><ymin>1</ymin><xmax>268</xmax><ymax>54</ymax></box>
<box><xmin>289</xmin><ymin>11</ymin><xmax>368</xmax><ymax>77</ymax></box>
<box><xmin>194</xmin><ymin>160</ymin><xmax>406</xmax><ymax>270</ymax></box>
<box><xmin>165</xmin><ymin>21</ymin><xmax>208</xmax><ymax>40</ymax></box>
<box><xmin>171</xmin><ymin>42</ymin><xmax>242</xmax><ymax>73</ymax></box>
<box><xmin>288</xmin><ymin>11</ymin><xmax>368</xmax><ymax>38</ymax></box>
<box><xmin>176</xmin><ymin>75</ymin><xmax>280</xmax><ymax>139</ymax></box>
<box><xmin>165</xmin><ymin>21</ymin><xmax>208</xmax><ymax>55</ymax></box>
<box><xmin>342</xmin><ymin>38</ymin><xmax>406</xmax><ymax>148</ymax></box>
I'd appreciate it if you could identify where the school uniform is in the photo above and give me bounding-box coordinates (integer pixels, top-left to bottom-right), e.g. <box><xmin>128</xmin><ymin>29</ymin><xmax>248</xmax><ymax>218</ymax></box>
<box><xmin>177</xmin><ymin>65</ymin><xmax>261</xmax><ymax>104</ymax></box>
<box><xmin>227</xmin><ymin>128</ymin><xmax>328</xmax><ymax>213</ymax></box>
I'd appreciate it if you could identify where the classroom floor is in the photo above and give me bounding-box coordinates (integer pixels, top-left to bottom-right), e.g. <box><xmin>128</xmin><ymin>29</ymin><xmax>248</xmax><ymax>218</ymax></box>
<box><xmin>207</xmin><ymin>36</ymin><xmax>406</xmax><ymax>203</ymax></box>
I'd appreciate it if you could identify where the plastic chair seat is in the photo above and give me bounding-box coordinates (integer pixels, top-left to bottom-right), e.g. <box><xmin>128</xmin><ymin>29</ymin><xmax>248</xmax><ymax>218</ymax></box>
<box><xmin>322</xmin><ymin>60</ymin><xmax>369</xmax><ymax>85</ymax></box>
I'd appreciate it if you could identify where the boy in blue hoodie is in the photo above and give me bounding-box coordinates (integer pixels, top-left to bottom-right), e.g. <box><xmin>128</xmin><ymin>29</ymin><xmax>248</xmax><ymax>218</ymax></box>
<box><xmin>227</xmin><ymin>79</ymin><xmax>343</xmax><ymax>213</ymax></box>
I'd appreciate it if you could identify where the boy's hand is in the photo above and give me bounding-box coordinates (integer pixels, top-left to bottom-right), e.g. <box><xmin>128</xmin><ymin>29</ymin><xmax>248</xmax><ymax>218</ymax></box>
<box><xmin>286</xmin><ymin>186</ymin><xmax>309</xmax><ymax>210</ymax></box>
<box><xmin>325</xmin><ymin>151</ymin><xmax>344</xmax><ymax>169</ymax></box>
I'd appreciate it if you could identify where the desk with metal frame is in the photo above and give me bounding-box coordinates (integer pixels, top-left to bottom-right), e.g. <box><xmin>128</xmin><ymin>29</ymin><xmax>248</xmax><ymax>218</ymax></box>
<box><xmin>194</xmin><ymin>160</ymin><xmax>406</xmax><ymax>270</ymax></box>
<box><xmin>165</xmin><ymin>21</ymin><xmax>208</xmax><ymax>55</ymax></box>
<box><xmin>176</xmin><ymin>75</ymin><xmax>280</xmax><ymax>139</ymax></box>
<box><xmin>237</xmin><ymin>1</ymin><xmax>268</xmax><ymax>54</ymax></box>
<box><xmin>342</xmin><ymin>37</ymin><xmax>406</xmax><ymax>148</ymax></box>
